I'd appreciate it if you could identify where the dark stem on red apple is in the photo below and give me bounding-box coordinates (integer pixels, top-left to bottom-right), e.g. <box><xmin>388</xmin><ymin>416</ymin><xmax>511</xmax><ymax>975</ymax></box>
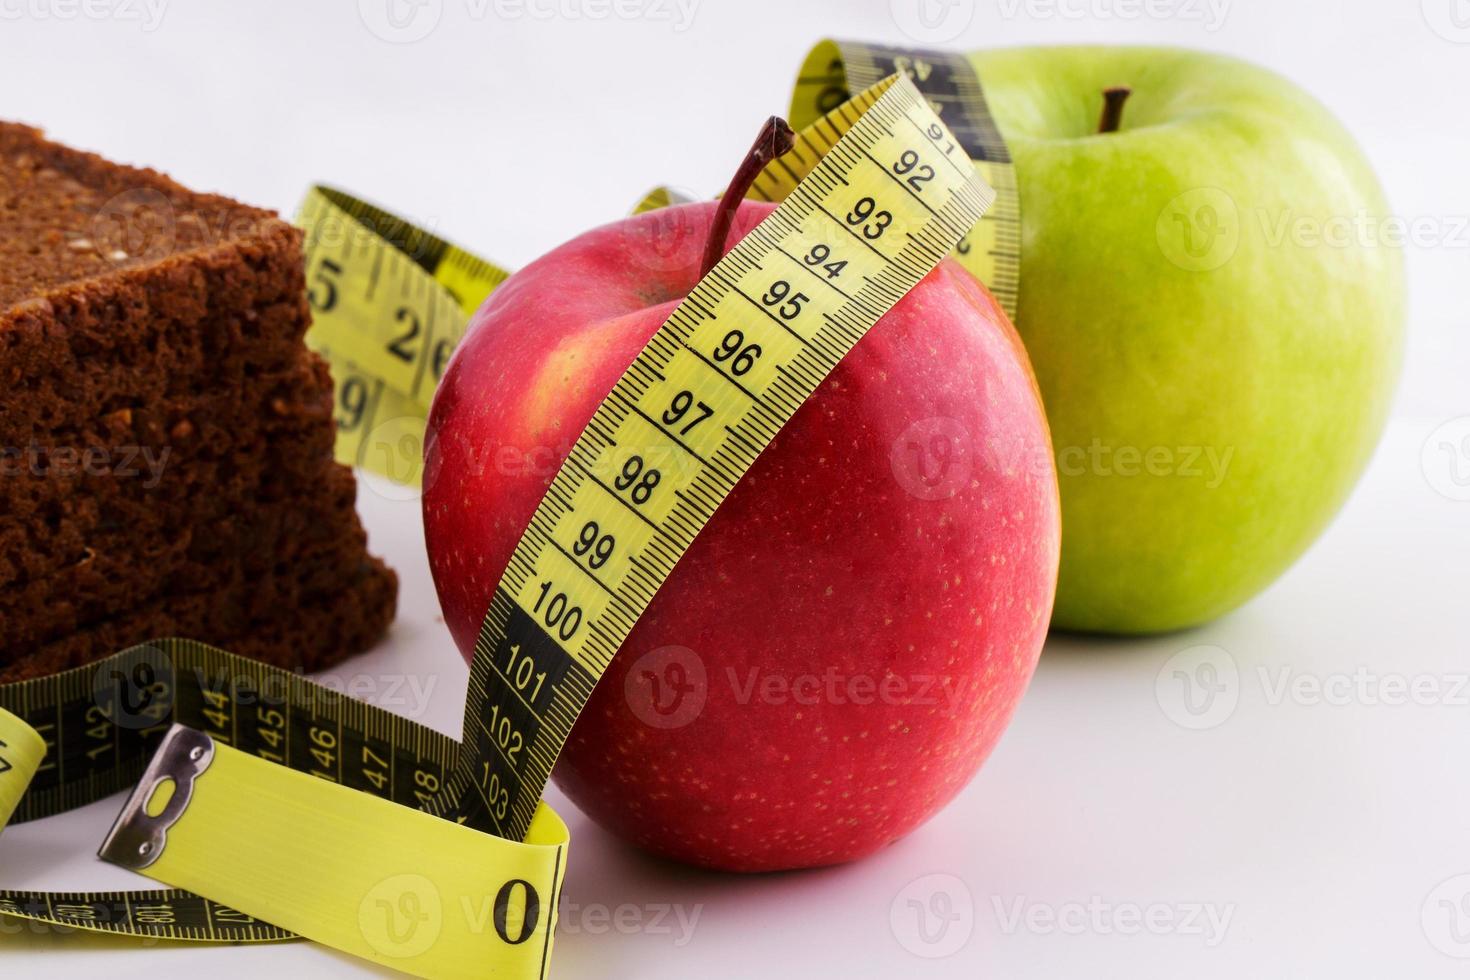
<box><xmin>1097</xmin><ymin>86</ymin><xmax>1132</xmax><ymax>134</ymax></box>
<box><xmin>699</xmin><ymin>115</ymin><xmax>796</xmax><ymax>278</ymax></box>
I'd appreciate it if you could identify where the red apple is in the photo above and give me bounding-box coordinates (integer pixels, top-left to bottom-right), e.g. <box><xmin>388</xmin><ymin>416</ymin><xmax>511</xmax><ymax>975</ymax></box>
<box><xmin>423</xmin><ymin>197</ymin><xmax>1060</xmax><ymax>872</ymax></box>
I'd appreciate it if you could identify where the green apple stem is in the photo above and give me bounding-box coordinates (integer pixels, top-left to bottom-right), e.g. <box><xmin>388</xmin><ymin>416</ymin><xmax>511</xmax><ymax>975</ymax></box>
<box><xmin>699</xmin><ymin>115</ymin><xmax>796</xmax><ymax>278</ymax></box>
<box><xmin>1098</xmin><ymin>86</ymin><xmax>1132</xmax><ymax>134</ymax></box>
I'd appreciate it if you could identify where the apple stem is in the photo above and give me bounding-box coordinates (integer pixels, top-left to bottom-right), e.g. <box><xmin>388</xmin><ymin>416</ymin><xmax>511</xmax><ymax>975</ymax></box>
<box><xmin>699</xmin><ymin>115</ymin><xmax>796</xmax><ymax>278</ymax></box>
<box><xmin>1097</xmin><ymin>86</ymin><xmax>1132</xmax><ymax>134</ymax></box>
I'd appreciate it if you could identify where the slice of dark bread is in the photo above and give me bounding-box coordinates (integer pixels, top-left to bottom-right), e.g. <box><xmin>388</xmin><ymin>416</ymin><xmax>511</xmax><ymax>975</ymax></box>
<box><xmin>0</xmin><ymin>122</ymin><xmax>396</xmax><ymax>681</ymax></box>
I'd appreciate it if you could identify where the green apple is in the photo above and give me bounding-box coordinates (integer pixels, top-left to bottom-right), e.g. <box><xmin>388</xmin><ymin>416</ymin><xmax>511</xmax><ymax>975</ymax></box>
<box><xmin>965</xmin><ymin>46</ymin><xmax>1405</xmax><ymax>632</ymax></box>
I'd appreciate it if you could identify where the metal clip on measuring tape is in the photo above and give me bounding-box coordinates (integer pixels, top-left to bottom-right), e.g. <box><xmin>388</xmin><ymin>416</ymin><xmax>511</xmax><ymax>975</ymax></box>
<box><xmin>0</xmin><ymin>41</ymin><xmax>1012</xmax><ymax>980</ymax></box>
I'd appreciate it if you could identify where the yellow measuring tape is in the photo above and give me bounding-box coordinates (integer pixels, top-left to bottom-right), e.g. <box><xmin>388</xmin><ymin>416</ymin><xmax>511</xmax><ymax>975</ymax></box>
<box><xmin>1</xmin><ymin>640</ymin><xmax>566</xmax><ymax>963</ymax></box>
<box><xmin>791</xmin><ymin>41</ymin><xmax>1019</xmax><ymax>321</ymax></box>
<box><xmin>0</xmin><ymin>41</ymin><xmax>1010</xmax><ymax>980</ymax></box>
<box><xmin>299</xmin><ymin>186</ymin><xmax>512</xmax><ymax>488</ymax></box>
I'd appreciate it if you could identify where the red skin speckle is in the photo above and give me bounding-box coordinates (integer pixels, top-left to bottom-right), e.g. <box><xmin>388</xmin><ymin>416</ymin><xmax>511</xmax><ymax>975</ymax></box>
<box><xmin>424</xmin><ymin>201</ymin><xmax>1059</xmax><ymax>872</ymax></box>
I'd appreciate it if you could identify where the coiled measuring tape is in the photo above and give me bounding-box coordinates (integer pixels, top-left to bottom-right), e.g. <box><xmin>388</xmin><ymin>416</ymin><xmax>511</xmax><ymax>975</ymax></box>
<box><xmin>0</xmin><ymin>48</ymin><xmax>1004</xmax><ymax>980</ymax></box>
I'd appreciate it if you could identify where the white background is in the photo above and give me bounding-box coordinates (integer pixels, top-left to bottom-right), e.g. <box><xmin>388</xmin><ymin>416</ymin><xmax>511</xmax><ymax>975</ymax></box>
<box><xmin>3</xmin><ymin>0</ymin><xmax>1469</xmax><ymax>976</ymax></box>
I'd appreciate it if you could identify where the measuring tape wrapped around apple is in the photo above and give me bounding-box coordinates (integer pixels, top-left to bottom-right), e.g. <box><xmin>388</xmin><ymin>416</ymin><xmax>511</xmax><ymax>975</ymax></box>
<box><xmin>0</xmin><ymin>44</ymin><xmax>1035</xmax><ymax>978</ymax></box>
<box><xmin>307</xmin><ymin>35</ymin><xmax>1408</xmax><ymax>645</ymax></box>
